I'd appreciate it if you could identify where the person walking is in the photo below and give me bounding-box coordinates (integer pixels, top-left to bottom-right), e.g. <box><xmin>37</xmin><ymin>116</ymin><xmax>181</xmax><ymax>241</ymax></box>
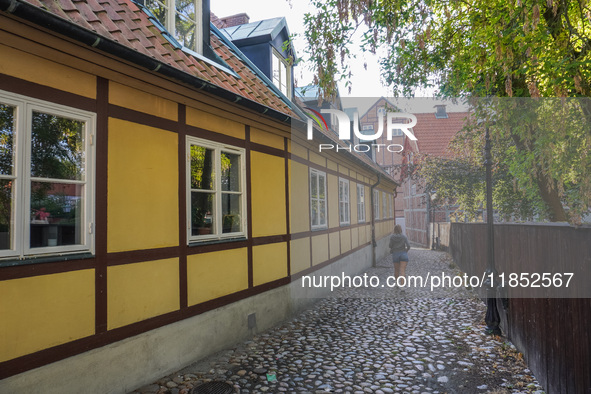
<box><xmin>389</xmin><ymin>224</ymin><xmax>410</xmax><ymax>288</ymax></box>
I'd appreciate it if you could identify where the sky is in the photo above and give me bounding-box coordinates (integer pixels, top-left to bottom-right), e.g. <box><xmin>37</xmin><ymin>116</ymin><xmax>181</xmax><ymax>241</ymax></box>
<box><xmin>211</xmin><ymin>0</ymin><xmax>393</xmax><ymax>98</ymax></box>
<box><xmin>210</xmin><ymin>0</ymin><xmax>467</xmax><ymax>113</ymax></box>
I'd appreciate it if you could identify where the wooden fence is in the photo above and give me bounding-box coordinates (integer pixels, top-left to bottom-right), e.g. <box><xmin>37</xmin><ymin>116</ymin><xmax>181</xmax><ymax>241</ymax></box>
<box><xmin>449</xmin><ymin>222</ymin><xmax>591</xmax><ymax>394</ymax></box>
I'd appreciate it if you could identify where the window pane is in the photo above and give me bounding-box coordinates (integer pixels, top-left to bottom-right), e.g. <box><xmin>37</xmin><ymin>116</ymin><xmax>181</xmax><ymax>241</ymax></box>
<box><xmin>311</xmin><ymin>199</ymin><xmax>318</xmax><ymax>226</ymax></box>
<box><xmin>30</xmin><ymin>181</ymin><xmax>83</xmax><ymax>248</ymax></box>
<box><xmin>175</xmin><ymin>12</ymin><xmax>196</xmax><ymax>49</ymax></box>
<box><xmin>221</xmin><ymin>152</ymin><xmax>240</xmax><ymax>192</ymax></box>
<box><xmin>222</xmin><ymin>193</ymin><xmax>241</xmax><ymax>233</ymax></box>
<box><xmin>191</xmin><ymin>191</ymin><xmax>214</xmax><ymax>236</ymax></box>
<box><xmin>318</xmin><ymin>175</ymin><xmax>325</xmax><ymax>199</ymax></box>
<box><xmin>0</xmin><ymin>104</ymin><xmax>15</xmax><ymax>176</ymax></box>
<box><xmin>310</xmin><ymin>172</ymin><xmax>317</xmax><ymax>198</ymax></box>
<box><xmin>0</xmin><ymin>179</ymin><xmax>13</xmax><ymax>250</ymax></box>
<box><xmin>190</xmin><ymin>145</ymin><xmax>214</xmax><ymax>190</ymax></box>
<box><xmin>175</xmin><ymin>0</ymin><xmax>195</xmax><ymax>16</ymax></box>
<box><xmin>146</xmin><ymin>0</ymin><xmax>167</xmax><ymax>26</ymax></box>
<box><xmin>31</xmin><ymin>111</ymin><xmax>85</xmax><ymax>181</ymax></box>
<box><xmin>280</xmin><ymin>61</ymin><xmax>288</xmax><ymax>94</ymax></box>
<box><xmin>273</xmin><ymin>54</ymin><xmax>280</xmax><ymax>85</ymax></box>
<box><xmin>319</xmin><ymin>200</ymin><xmax>326</xmax><ymax>225</ymax></box>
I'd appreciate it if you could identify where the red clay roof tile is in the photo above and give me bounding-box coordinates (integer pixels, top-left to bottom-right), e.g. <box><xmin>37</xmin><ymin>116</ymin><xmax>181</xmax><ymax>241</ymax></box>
<box><xmin>19</xmin><ymin>0</ymin><xmax>292</xmax><ymax>116</ymax></box>
<box><xmin>412</xmin><ymin>112</ymin><xmax>469</xmax><ymax>157</ymax></box>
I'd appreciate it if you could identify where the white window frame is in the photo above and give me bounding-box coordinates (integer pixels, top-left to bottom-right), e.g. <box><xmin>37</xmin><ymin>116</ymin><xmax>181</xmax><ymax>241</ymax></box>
<box><xmin>186</xmin><ymin>136</ymin><xmax>246</xmax><ymax>243</ymax></box>
<box><xmin>272</xmin><ymin>48</ymin><xmax>291</xmax><ymax>98</ymax></box>
<box><xmin>373</xmin><ymin>189</ymin><xmax>379</xmax><ymax>220</ymax></box>
<box><xmin>388</xmin><ymin>194</ymin><xmax>393</xmax><ymax>218</ymax></box>
<box><xmin>356</xmin><ymin>184</ymin><xmax>365</xmax><ymax>223</ymax></box>
<box><xmin>338</xmin><ymin>177</ymin><xmax>350</xmax><ymax>226</ymax></box>
<box><xmin>0</xmin><ymin>90</ymin><xmax>95</xmax><ymax>260</ymax></box>
<box><xmin>309</xmin><ymin>168</ymin><xmax>327</xmax><ymax>230</ymax></box>
<box><xmin>382</xmin><ymin>191</ymin><xmax>388</xmax><ymax>219</ymax></box>
<box><xmin>147</xmin><ymin>0</ymin><xmax>203</xmax><ymax>53</ymax></box>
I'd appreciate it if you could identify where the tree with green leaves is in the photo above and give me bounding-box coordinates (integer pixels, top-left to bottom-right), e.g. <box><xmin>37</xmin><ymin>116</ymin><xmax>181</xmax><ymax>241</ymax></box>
<box><xmin>303</xmin><ymin>0</ymin><xmax>591</xmax><ymax>223</ymax></box>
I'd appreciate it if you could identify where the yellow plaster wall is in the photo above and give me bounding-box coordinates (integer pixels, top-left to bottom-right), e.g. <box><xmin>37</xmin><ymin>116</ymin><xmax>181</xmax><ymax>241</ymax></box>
<box><xmin>290</xmin><ymin>237</ymin><xmax>311</xmax><ymax>274</ymax></box>
<box><xmin>327</xmin><ymin>160</ymin><xmax>337</xmax><ymax>172</ymax></box>
<box><xmin>0</xmin><ymin>270</ymin><xmax>94</xmax><ymax>362</ymax></box>
<box><xmin>340</xmin><ymin>229</ymin><xmax>352</xmax><ymax>253</ymax></box>
<box><xmin>329</xmin><ymin>232</ymin><xmax>340</xmax><ymax>259</ymax></box>
<box><xmin>328</xmin><ymin>175</ymin><xmax>339</xmax><ymax>228</ymax></box>
<box><xmin>187</xmin><ymin>248</ymin><xmax>248</xmax><ymax>306</ymax></box>
<box><xmin>109</xmin><ymin>82</ymin><xmax>177</xmax><ymax>121</ymax></box>
<box><xmin>251</xmin><ymin>151</ymin><xmax>287</xmax><ymax>237</ymax></box>
<box><xmin>186</xmin><ymin>107</ymin><xmax>244</xmax><ymax>140</ymax></box>
<box><xmin>351</xmin><ymin>227</ymin><xmax>359</xmax><ymax>249</ymax></box>
<box><xmin>289</xmin><ymin>161</ymin><xmax>310</xmax><ymax>233</ymax></box>
<box><xmin>253</xmin><ymin>242</ymin><xmax>288</xmax><ymax>286</ymax></box>
<box><xmin>107</xmin><ymin>118</ymin><xmax>179</xmax><ymax>252</ymax></box>
<box><xmin>0</xmin><ymin>44</ymin><xmax>96</xmax><ymax>99</ymax></box>
<box><xmin>311</xmin><ymin>233</ymin><xmax>329</xmax><ymax>265</ymax></box>
<box><xmin>291</xmin><ymin>142</ymin><xmax>308</xmax><ymax>160</ymax></box>
<box><xmin>309</xmin><ymin>151</ymin><xmax>326</xmax><ymax>168</ymax></box>
<box><xmin>250</xmin><ymin>127</ymin><xmax>284</xmax><ymax>150</ymax></box>
<box><xmin>108</xmin><ymin>258</ymin><xmax>179</xmax><ymax>330</ymax></box>
<box><xmin>359</xmin><ymin>225</ymin><xmax>368</xmax><ymax>245</ymax></box>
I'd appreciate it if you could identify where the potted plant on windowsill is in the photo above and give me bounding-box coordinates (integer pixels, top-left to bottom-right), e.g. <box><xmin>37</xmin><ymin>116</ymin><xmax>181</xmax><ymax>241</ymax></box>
<box><xmin>192</xmin><ymin>209</ymin><xmax>212</xmax><ymax>236</ymax></box>
<box><xmin>31</xmin><ymin>208</ymin><xmax>50</xmax><ymax>224</ymax></box>
<box><xmin>223</xmin><ymin>213</ymin><xmax>241</xmax><ymax>233</ymax></box>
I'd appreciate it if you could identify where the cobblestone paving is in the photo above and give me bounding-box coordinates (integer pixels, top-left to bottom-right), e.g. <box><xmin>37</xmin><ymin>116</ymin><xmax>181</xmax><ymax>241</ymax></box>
<box><xmin>131</xmin><ymin>249</ymin><xmax>544</xmax><ymax>394</ymax></box>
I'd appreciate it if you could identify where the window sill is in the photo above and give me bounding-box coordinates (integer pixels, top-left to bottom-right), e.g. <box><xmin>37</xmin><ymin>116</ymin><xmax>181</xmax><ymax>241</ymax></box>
<box><xmin>188</xmin><ymin>236</ymin><xmax>247</xmax><ymax>248</ymax></box>
<box><xmin>0</xmin><ymin>252</ymin><xmax>94</xmax><ymax>268</ymax></box>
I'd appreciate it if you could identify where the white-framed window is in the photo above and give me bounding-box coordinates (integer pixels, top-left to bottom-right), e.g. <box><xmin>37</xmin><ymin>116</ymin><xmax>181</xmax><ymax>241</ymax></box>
<box><xmin>373</xmin><ymin>189</ymin><xmax>379</xmax><ymax>220</ymax></box>
<box><xmin>187</xmin><ymin>136</ymin><xmax>246</xmax><ymax>242</ymax></box>
<box><xmin>362</xmin><ymin>124</ymin><xmax>374</xmax><ymax>131</ymax></box>
<box><xmin>382</xmin><ymin>191</ymin><xmax>388</xmax><ymax>218</ymax></box>
<box><xmin>338</xmin><ymin>178</ymin><xmax>350</xmax><ymax>225</ymax></box>
<box><xmin>147</xmin><ymin>0</ymin><xmax>203</xmax><ymax>53</ymax></box>
<box><xmin>389</xmin><ymin>194</ymin><xmax>394</xmax><ymax>218</ymax></box>
<box><xmin>272</xmin><ymin>49</ymin><xmax>291</xmax><ymax>98</ymax></box>
<box><xmin>310</xmin><ymin>168</ymin><xmax>327</xmax><ymax>229</ymax></box>
<box><xmin>356</xmin><ymin>184</ymin><xmax>365</xmax><ymax>223</ymax></box>
<box><xmin>0</xmin><ymin>90</ymin><xmax>95</xmax><ymax>260</ymax></box>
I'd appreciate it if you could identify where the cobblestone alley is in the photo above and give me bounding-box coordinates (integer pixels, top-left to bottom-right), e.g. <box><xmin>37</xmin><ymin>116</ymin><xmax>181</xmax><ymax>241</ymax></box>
<box><xmin>131</xmin><ymin>249</ymin><xmax>544</xmax><ymax>394</ymax></box>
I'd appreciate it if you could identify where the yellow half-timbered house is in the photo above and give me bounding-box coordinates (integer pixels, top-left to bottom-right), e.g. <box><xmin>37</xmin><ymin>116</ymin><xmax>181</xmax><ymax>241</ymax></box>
<box><xmin>0</xmin><ymin>0</ymin><xmax>397</xmax><ymax>392</ymax></box>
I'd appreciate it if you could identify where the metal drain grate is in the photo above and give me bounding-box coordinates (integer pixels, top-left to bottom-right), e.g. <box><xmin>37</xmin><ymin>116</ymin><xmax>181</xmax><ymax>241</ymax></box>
<box><xmin>190</xmin><ymin>381</ymin><xmax>234</xmax><ymax>394</ymax></box>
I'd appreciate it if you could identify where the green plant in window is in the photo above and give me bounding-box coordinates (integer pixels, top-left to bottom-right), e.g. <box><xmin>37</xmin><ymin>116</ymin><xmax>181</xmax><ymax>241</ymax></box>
<box><xmin>0</xmin><ymin>105</ymin><xmax>14</xmax><ymax>231</ymax></box>
<box><xmin>223</xmin><ymin>213</ymin><xmax>240</xmax><ymax>233</ymax></box>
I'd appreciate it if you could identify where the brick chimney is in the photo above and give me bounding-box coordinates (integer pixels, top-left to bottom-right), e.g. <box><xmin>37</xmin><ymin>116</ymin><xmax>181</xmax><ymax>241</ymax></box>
<box><xmin>219</xmin><ymin>13</ymin><xmax>250</xmax><ymax>28</ymax></box>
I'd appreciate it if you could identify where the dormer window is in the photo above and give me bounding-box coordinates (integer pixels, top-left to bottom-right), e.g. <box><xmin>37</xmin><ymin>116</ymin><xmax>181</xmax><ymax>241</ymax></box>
<box><xmin>147</xmin><ymin>0</ymin><xmax>203</xmax><ymax>53</ymax></box>
<box><xmin>435</xmin><ymin>105</ymin><xmax>448</xmax><ymax>119</ymax></box>
<box><xmin>272</xmin><ymin>49</ymin><xmax>291</xmax><ymax>98</ymax></box>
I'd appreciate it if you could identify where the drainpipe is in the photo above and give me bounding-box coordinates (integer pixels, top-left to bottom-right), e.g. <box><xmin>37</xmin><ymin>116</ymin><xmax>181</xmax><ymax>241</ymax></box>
<box><xmin>370</xmin><ymin>173</ymin><xmax>381</xmax><ymax>267</ymax></box>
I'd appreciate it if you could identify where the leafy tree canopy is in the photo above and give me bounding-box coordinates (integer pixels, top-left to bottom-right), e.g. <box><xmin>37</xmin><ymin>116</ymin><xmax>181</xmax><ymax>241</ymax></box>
<box><xmin>304</xmin><ymin>0</ymin><xmax>590</xmax><ymax>99</ymax></box>
<box><xmin>303</xmin><ymin>0</ymin><xmax>591</xmax><ymax>223</ymax></box>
